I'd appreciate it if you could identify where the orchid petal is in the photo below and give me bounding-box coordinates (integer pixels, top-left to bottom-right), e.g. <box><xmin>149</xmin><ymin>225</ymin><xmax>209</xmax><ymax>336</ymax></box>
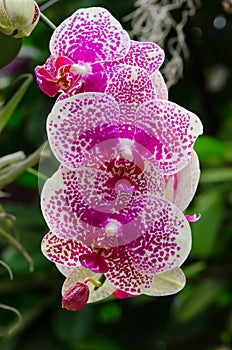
<box><xmin>62</xmin><ymin>266</ymin><xmax>115</xmax><ymax>303</ymax></box>
<box><xmin>41</xmin><ymin>231</ymin><xmax>91</xmax><ymax>266</ymax></box>
<box><xmin>120</xmin><ymin>40</ymin><xmax>164</xmax><ymax>74</ymax></box>
<box><xmin>41</xmin><ymin>169</ymin><xmax>93</xmax><ymax>240</ymax></box>
<box><xmin>135</xmin><ymin>100</ymin><xmax>203</xmax><ymax>175</ymax></box>
<box><xmin>35</xmin><ymin>65</ymin><xmax>60</xmax><ymax>97</ymax></box>
<box><xmin>105</xmin><ymin>66</ymin><xmax>157</xmax><ymax>108</ymax></box>
<box><xmin>41</xmin><ymin>163</ymin><xmax>164</xmax><ymax>246</ymax></box>
<box><xmin>141</xmin><ymin>267</ymin><xmax>186</xmax><ymax>296</ymax></box>
<box><xmin>84</xmin><ymin>65</ymin><xmax>124</xmax><ymax>93</ymax></box>
<box><xmin>186</xmin><ymin>213</ymin><xmax>201</xmax><ymax>222</ymax></box>
<box><xmin>56</xmin><ymin>263</ymin><xmax>75</xmax><ymax>277</ymax></box>
<box><xmin>102</xmin><ymin>41</ymin><xmax>164</xmax><ymax>75</ymax></box>
<box><xmin>172</xmin><ymin>151</ymin><xmax>200</xmax><ymax>211</ymax></box>
<box><xmin>105</xmin><ymin>246</ymin><xmax>153</xmax><ymax>294</ymax></box>
<box><xmin>129</xmin><ymin>198</ymin><xmax>191</xmax><ymax>276</ymax></box>
<box><xmin>47</xmin><ymin>92</ymin><xmax>121</xmax><ymax>170</ymax></box>
<box><xmin>151</xmin><ymin>70</ymin><xmax>168</xmax><ymax>100</ymax></box>
<box><xmin>50</xmin><ymin>7</ymin><xmax>130</xmax><ymax>64</ymax></box>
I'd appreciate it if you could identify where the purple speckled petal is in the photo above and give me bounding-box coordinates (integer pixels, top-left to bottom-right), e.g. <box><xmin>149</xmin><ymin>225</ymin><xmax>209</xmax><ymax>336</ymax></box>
<box><xmin>128</xmin><ymin>198</ymin><xmax>191</xmax><ymax>276</ymax></box>
<box><xmin>105</xmin><ymin>245</ymin><xmax>153</xmax><ymax>294</ymax></box>
<box><xmin>41</xmin><ymin>162</ymin><xmax>164</xmax><ymax>246</ymax></box>
<box><xmin>135</xmin><ymin>100</ymin><xmax>203</xmax><ymax>175</ymax></box>
<box><xmin>119</xmin><ymin>40</ymin><xmax>164</xmax><ymax>74</ymax></box>
<box><xmin>141</xmin><ymin>267</ymin><xmax>186</xmax><ymax>296</ymax></box>
<box><xmin>41</xmin><ymin>168</ymin><xmax>100</xmax><ymax>241</ymax></box>
<box><xmin>50</xmin><ymin>7</ymin><xmax>130</xmax><ymax>63</ymax></box>
<box><xmin>151</xmin><ymin>70</ymin><xmax>168</xmax><ymax>100</ymax></box>
<box><xmin>62</xmin><ymin>266</ymin><xmax>116</xmax><ymax>303</ymax></box>
<box><xmin>102</xmin><ymin>41</ymin><xmax>164</xmax><ymax>75</ymax></box>
<box><xmin>47</xmin><ymin>93</ymin><xmax>121</xmax><ymax>170</ymax></box>
<box><xmin>105</xmin><ymin>66</ymin><xmax>157</xmax><ymax>108</ymax></box>
<box><xmin>84</xmin><ymin>65</ymin><xmax>126</xmax><ymax>93</ymax></box>
<box><xmin>41</xmin><ymin>231</ymin><xmax>91</xmax><ymax>266</ymax></box>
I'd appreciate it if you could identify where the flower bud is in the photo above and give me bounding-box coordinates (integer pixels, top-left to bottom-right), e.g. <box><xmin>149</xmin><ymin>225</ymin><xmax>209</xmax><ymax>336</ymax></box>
<box><xmin>62</xmin><ymin>281</ymin><xmax>89</xmax><ymax>311</ymax></box>
<box><xmin>0</xmin><ymin>0</ymin><xmax>40</xmax><ymax>38</ymax></box>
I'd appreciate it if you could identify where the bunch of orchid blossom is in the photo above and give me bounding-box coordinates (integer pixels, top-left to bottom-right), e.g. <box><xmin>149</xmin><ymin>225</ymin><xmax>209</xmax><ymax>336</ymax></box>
<box><xmin>36</xmin><ymin>7</ymin><xmax>203</xmax><ymax>311</ymax></box>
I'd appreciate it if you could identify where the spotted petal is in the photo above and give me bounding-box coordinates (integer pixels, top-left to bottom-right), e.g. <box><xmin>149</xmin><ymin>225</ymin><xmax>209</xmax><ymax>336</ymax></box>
<box><xmin>141</xmin><ymin>267</ymin><xmax>186</xmax><ymax>296</ymax></box>
<box><xmin>151</xmin><ymin>70</ymin><xmax>168</xmax><ymax>100</ymax></box>
<box><xmin>135</xmin><ymin>99</ymin><xmax>203</xmax><ymax>175</ymax></box>
<box><xmin>105</xmin><ymin>245</ymin><xmax>153</xmax><ymax>294</ymax></box>
<box><xmin>62</xmin><ymin>266</ymin><xmax>115</xmax><ymax>303</ymax></box>
<box><xmin>103</xmin><ymin>40</ymin><xmax>164</xmax><ymax>75</ymax></box>
<box><xmin>41</xmin><ymin>163</ymin><xmax>164</xmax><ymax>246</ymax></box>
<box><xmin>105</xmin><ymin>66</ymin><xmax>157</xmax><ymax>109</ymax></box>
<box><xmin>41</xmin><ymin>231</ymin><xmax>91</xmax><ymax>266</ymax></box>
<box><xmin>50</xmin><ymin>7</ymin><xmax>130</xmax><ymax>64</ymax></box>
<box><xmin>47</xmin><ymin>93</ymin><xmax>121</xmax><ymax>170</ymax></box>
<box><xmin>120</xmin><ymin>40</ymin><xmax>164</xmax><ymax>74</ymax></box>
<box><xmin>128</xmin><ymin>198</ymin><xmax>191</xmax><ymax>276</ymax></box>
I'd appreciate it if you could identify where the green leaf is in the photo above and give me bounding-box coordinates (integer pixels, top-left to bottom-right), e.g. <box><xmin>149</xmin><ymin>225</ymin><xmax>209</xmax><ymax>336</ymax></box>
<box><xmin>194</xmin><ymin>136</ymin><xmax>226</xmax><ymax>164</ymax></box>
<box><xmin>191</xmin><ymin>188</ymin><xmax>224</xmax><ymax>259</ymax></box>
<box><xmin>200</xmin><ymin>167</ymin><xmax>232</xmax><ymax>183</ymax></box>
<box><xmin>0</xmin><ymin>32</ymin><xmax>22</xmax><ymax>69</ymax></box>
<box><xmin>182</xmin><ymin>262</ymin><xmax>206</xmax><ymax>279</ymax></box>
<box><xmin>0</xmin><ymin>74</ymin><xmax>33</xmax><ymax>133</ymax></box>
<box><xmin>54</xmin><ymin>306</ymin><xmax>95</xmax><ymax>343</ymax></box>
<box><xmin>173</xmin><ymin>279</ymin><xmax>224</xmax><ymax>322</ymax></box>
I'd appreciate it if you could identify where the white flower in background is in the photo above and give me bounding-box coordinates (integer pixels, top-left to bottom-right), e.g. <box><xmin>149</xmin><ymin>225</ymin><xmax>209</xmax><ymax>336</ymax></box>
<box><xmin>0</xmin><ymin>0</ymin><xmax>40</xmax><ymax>38</ymax></box>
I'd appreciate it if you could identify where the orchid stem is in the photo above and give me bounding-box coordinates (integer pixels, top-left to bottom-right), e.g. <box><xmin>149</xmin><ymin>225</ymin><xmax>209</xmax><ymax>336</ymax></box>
<box><xmin>40</xmin><ymin>0</ymin><xmax>59</xmax><ymax>11</ymax></box>
<box><xmin>39</xmin><ymin>12</ymin><xmax>57</xmax><ymax>31</ymax></box>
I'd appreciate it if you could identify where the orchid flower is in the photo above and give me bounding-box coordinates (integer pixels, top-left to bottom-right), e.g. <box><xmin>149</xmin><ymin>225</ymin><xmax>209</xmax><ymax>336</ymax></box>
<box><xmin>35</xmin><ymin>7</ymin><xmax>164</xmax><ymax>97</ymax></box>
<box><xmin>45</xmin><ymin>66</ymin><xmax>202</xmax><ymax>177</ymax></box>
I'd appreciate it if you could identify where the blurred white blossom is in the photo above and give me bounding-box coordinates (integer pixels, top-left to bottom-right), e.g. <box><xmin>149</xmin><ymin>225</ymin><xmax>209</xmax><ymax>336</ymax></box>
<box><xmin>0</xmin><ymin>0</ymin><xmax>40</xmax><ymax>38</ymax></box>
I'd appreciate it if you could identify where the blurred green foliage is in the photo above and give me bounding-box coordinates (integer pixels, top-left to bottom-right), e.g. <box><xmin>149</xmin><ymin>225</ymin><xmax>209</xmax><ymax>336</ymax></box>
<box><xmin>1</xmin><ymin>0</ymin><xmax>232</xmax><ymax>349</ymax></box>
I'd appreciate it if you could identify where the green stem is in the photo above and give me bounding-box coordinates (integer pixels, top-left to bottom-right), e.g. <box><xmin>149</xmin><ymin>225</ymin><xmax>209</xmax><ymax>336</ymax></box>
<box><xmin>27</xmin><ymin>167</ymin><xmax>48</xmax><ymax>181</ymax></box>
<box><xmin>0</xmin><ymin>226</ymin><xmax>34</xmax><ymax>272</ymax></box>
<box><xmin>40</xmin><ymin>0</ymin><xmax>60</xmax><ymax>12</ymax></box>
<box><xmin>39</xmin><ymin>12</ymin><xmax>57</xmax><ymax>31</ymax></box>
<box><xmin>0</xmin><ymin>260</ymin><xmax>14</xmax><ymax>280</ymax></box>
<box><xmin>94</xmin><ymin>274</ymin><xmax>106</xmax><ymax>291</ymax></box>
<box><xmin>0</xmin><ymin>304</ymin><xmax>22</xmax><ymax>337</ymax></box>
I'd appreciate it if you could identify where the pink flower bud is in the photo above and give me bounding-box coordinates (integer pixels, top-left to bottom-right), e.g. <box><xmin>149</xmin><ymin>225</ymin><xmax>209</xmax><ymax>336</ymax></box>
<box><xmin>62</xmin><ymin>281</ymin><xmax>89</xmax><ymax>311</ymax></box>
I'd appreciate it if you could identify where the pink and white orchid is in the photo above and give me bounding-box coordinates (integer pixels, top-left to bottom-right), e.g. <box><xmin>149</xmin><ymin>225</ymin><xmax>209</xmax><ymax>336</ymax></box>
<box><xmin>35</xmin><ymin>7</ymin><xmax>164</xmax><ymax>97</ymax></box>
